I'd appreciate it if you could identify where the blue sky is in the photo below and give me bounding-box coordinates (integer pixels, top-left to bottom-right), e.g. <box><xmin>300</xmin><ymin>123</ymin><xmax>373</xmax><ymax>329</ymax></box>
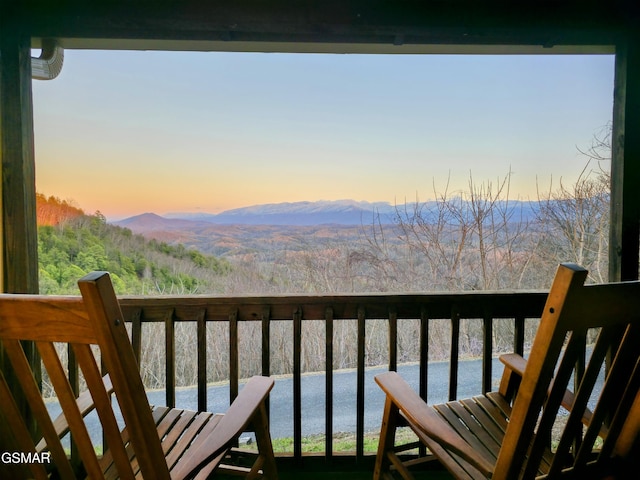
<box><xmin>32</xmin><ymin>50</ymin><xmax>615</xmax><ymax>219</ymax></box>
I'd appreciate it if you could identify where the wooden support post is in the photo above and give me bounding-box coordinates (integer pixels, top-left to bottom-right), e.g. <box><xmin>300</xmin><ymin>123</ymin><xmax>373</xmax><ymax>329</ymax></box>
<box><xmin>610</xmin><ymin>34</ymin><xmax>640</xmax><ymax>282</ymax></box>
<box><xmin>0</xmin><ymin>25</ymin><xmax>38</xmax><ymax>294</ymax></box>
<box><xmin>0</xmin><ymin>23</ymin><xmax>40</xmax><ymax>442</ymax></box>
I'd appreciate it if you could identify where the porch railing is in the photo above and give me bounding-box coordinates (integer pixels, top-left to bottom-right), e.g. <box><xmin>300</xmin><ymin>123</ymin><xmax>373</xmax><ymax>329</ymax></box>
<box><xmin>114</xmin><ymin>290</ymin><xmax>548</xmax><ymax>464</ymax></box>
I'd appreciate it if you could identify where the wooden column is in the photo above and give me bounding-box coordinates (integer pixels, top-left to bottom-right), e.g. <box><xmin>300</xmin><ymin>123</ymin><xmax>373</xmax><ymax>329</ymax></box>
<box><xmin>0</xmin><ymin>26</ymin><xmax>39</xmax><ymax>293</ymax></box>
<box><xmin>0</xmin><ymin>23</ymin><xmax>40</xmax><ymax>442</ymax></box>
<box><xmin>610</xmin><ymin>34</ymin><xmax>640</xmax><ymax>282</ymax></box>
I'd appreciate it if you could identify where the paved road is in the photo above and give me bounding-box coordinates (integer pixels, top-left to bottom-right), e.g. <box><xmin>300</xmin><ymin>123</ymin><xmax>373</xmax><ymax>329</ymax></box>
<box><xmin>159</xmin><ymin>357</ymin><xmax>504</xmax><ymax>439</ymax></box>
<box><xmin>47</xmin><ymin>357</ymin><xmax>503</xmax><ymax>443</ymax></box>
<box><xmin>48</xmin><ymin>353</ymin><xmax>604</xmax><ymax>447</ymax></box>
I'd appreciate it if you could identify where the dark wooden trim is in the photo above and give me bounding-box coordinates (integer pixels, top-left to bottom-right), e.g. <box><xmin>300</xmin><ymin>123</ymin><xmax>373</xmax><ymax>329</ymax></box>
<box><xmin>15</xmin><ymin>1</ymin><xmax>635</xmax><ymax>51</ymax></box>
<box><xmin>118</xmin><ymin>290</ymin><xmax>548</xmax><ymax>322</ymax></box>
<box><xmin>610</xmin><ymin>33</ymin><xmax>640</xmax><ymax>282</ymax></box>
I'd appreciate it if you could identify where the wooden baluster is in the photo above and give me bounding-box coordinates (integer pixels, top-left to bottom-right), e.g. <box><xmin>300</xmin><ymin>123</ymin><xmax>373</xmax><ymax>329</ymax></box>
<box><xmin>388</xmin><ymin>309</ymin><xmax>397</xmax><ymax>372</ymax></box>
<box><xmin>514</xmin><ymin>314</ymin><xmax>525</xmax><ymax>356</ymax></box>
<box><xmin>449</xmin><ymin>307</ymin><xmax>460</xmax><ymax>401</ymax></box>
<box><xmin>196</xmin><ymin>308</ymin><xmax>207</xmax><ymax>412</ymax></box>
<box><xmin>130</xmin><ymin>308</ymin><xmax>142</xmax><ymax>365</ymax></box>
<box><xmin>229</xmin><ymin>310</ymin><xmax>239</xmax><ymax>403</ymax></box>
<box><xmin>419</xmin><ymin>307</ymin><xmax>429</xmax><ymax>458</ymax></box>
<box><xmin>67</xmin><ymin>344</ymin><xmax>81</xmax><ymax>470</ymax></box>
<box><xmin>356</xmin><ymin>306</ymin><xmax>366</xmax><ymax>461</ymax></box>
<box><xmin>482</xmin><ymin>314</ymin><xmax>493</xmax><ymax>394</ymax></box>
<box><xmin>165</xmin><ymin>308</ymin><xmax>176</xmax><ymax>408</ymax></box>
<box><xmin>419</xmin><ymin>307</ymin><xmax>429</xmax><ymax>401</ymax></box>
<box><xmin>293</xmin><ymin>307</ymin><xmax>303</xmax><ymax>463</ymax></box>
<box><xmin>261</xmin><ymin>307</ymin><xmax>271</xmax><ymax>422</ymax></box>
<box><xmin>325</xmin><ymin>307</ymin><xmax>334</xmax><ymax>462</ymax></box>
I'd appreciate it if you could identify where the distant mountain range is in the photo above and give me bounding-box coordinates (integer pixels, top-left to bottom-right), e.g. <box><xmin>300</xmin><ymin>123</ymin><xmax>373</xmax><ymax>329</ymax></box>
<box><xmin>164</xmin><ymin>200</ymin><xmax>397</xmax><ymax>226</ymax></box>
<box><xmin>112</xmin><ymin>199</ymin><xmax>541</xmax><ymax>257</ymax></box>
<box><xmin>114</xmin><ymin>198</ymin><xmax>539</xmax><ymax>231</ymax></box>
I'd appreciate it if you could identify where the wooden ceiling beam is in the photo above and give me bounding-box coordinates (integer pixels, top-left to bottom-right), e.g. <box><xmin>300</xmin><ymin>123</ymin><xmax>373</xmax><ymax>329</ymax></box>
<box><xmin>11</xmin><ymin>1</ymin><xmax>638</xmax><ymax>52</ymax></box>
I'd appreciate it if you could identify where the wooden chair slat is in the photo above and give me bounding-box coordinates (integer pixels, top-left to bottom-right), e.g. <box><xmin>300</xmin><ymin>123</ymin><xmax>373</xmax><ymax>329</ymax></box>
<box><xmin>434</xmin><ymin>403</ymin><xmax>499</xmax><ymax>462</ymax></box>
<box><xmin>0</xmin><ymin>368</ymin><xmax>50</xmax><ymax>480</ymax></box>
<box><xmin>583</xmin><ymin>330</ymin><xmax>640</xmax><ymax>463</ymax></box>
<box><xmin>166</xmin><ymin>414</ymin><xmax>212</xmax><ymax>468</ymax></box>
<box><xmin>523</xmin><ymin>330</ymin><xmax>588</xmax><ymax>479</ymax></box>
<box><xmin>375</xmin><ymin>263</ymin><xmax>640</xmax><ymax>480</ymax></box>
<box><xmin>159</xmin><ymin>410</ymin><xmax>199</xmax><ymax>454</ymax></box>
<box><xmin>474</xmin><ymin>394</ymin><xmax>509</xmax><ymax>431</ymax></box>
<box><xmin>414</xmin><ymin>428</ymin><xmax>481</xmax><ymax>480</ymax></box>
<box><xmin>547</xmin><ymin>327</ymin><xmax>620</xmax><ymax>476</ymax></box>
<box><xmin>457</xmin><ymin>399</ymin><xmax>504</xmax><ymax>451</ymax></box>
<box><xmin>155</xmin><ymin>407</ymin><xmax>184</xmax><ymax>442</ymax></box>
<box><xmin>165</xmin><ymin>413</ymin><xmax>218</xmax><ymax>469</ymax></box>
<box><xmin>170</xmin><ymin>375</ymin><xmax>275</xmax><ymax>479</ymax></box>
<box><xmin>99</xmin><ymin>406</ymin><xmax>170</xmax><ymax>478</ymax></box>
<box><xmin>2</xmin><ymin>339</ymin><xmax>77</xmax><ymax>479</ymax></box>
<box><xmin>73</xmin><ymin>343</ymin><xmax>135</xmax><ymax>480</ymax></box>
<box><xmin>35</xmin><ymin>374</ymin><xmax>114</xmax><ymax>452</ymax></box>
<box><xmin>37</xmin><ymin>340</ymin><xmax>104</xmax><ymax>478</ymax></box>
<box><xmin>78</xmin><ymin>273</ymin><xmax>173</xmax><ymax>480</ymax></box>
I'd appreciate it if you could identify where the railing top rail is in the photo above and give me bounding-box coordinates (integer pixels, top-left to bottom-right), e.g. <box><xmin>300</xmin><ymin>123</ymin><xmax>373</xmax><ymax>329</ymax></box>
<box><xmin>118</xmin><ymin>290</ymin><xmax>548</xmax><ymax>322</ymax></box>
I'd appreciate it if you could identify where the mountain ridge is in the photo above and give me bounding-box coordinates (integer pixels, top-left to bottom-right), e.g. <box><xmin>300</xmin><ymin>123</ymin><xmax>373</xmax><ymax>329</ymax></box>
<box><xmin>161</xmin><ymin>199</ymin><xmax>398</xmax><ymax>226</ymax></box>
<box><xmin>114</xmin><ymin>198</ymin><xmax>540</xmax><ymax>230</ymax></box>
<box><xmin>111</xmin><ymin>199</ymin><xmax>541</xmax><ymax>259</ymax></box>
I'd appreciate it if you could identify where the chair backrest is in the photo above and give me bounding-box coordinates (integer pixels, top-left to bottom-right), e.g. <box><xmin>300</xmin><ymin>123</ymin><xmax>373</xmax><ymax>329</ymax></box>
<box><xmin>495</xmin><ymin>263</ymin><xmax>640</xmax><ymax>479</ymax></box>
<box><xmin>0</xmin><ymin>271</ymin><xmax>170</xmax><ymax>480</ymax></box>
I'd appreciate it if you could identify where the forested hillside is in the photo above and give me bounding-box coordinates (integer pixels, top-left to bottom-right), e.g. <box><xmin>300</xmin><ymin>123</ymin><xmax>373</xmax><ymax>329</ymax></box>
<box><xmin>37</xmin><ymin>194</ymin><xmax>231</xmax><ymax>295</ymax></box>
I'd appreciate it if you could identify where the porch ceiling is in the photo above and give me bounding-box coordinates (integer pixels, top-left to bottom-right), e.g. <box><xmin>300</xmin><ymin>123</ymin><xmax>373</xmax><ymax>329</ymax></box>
<box><xmin>13</xmin><ymin>0</ymin><xmax>639</xmax><ymax>53</ymax></box>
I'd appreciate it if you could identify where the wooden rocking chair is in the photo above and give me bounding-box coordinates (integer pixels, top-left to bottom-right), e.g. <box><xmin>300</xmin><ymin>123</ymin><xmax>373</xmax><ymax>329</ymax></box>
<box><xmin>0</xmin><ymin>271</ymin><xmax>278</xmax><ymax>479</ymax></box>
<box><xmin>374</xmin><ymin>263</ymin><xmax>640</xmax><ymax>479</ymax></box>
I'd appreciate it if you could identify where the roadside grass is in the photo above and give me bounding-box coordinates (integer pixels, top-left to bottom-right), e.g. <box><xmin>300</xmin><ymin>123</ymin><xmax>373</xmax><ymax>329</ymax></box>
<box><xmin>245</xmin><ymin>427</ymin><xmax>419</xmax><ymax>454</ymax></box>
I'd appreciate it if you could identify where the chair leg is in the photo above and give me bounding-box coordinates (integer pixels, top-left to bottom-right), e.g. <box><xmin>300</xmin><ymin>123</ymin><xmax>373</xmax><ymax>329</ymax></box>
<box><xmin>375</xmin><ymin>396</ymin><xmax>401</xmax><ymax>480</ymax></box>
<box><xmin>253</xmin><ymin>402</ymin><xmax>278</xmax><ymax>480</ymax></box>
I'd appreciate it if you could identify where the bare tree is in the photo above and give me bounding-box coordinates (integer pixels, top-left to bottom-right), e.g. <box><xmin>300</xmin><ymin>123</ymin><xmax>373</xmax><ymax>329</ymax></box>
<box><xmin>537</xmin><ymin>126</ymin><xmax>611</xmax><ymax>283</ymax></box>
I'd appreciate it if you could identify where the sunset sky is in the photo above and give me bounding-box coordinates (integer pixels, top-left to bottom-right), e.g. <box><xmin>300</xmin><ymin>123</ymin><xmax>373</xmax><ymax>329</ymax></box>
<box><xmin>32</xmin><ymin>50</ymin><xmax>615</xmax><ymax>220</ymax></box>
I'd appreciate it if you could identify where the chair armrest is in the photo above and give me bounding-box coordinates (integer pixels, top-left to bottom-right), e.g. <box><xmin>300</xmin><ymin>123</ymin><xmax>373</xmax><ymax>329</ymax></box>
<box><xmin>36</xmin><ymin>374</ymin><xmax>114</xmax><ymax>452</ymax></box>
<box><xmin>499</xmin><ymin>354</ymin><xmax>607</xmax><ymax>437</ymax></box>
<box><xmin>498</xmin><ymin>353</ymin><xmax>527</xmax><ymax>401</ymax></box>
<box><xmin>500</xmin><ymin>353</ymin><xmax>527</xmax><ymax>377</ymax></box>
<box><xmin>375</xmin><ymin>371</ymin><xmax>494</xmax><ymax>477</ymax></box>
<box><xmin>171</xmin><ymin>375</ymin><xmax>274</xmax><ymax>479</ymax></box>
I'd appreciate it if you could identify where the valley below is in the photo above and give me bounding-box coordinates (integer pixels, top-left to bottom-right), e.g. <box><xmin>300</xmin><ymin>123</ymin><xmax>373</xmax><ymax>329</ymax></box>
<box><xmin>116</xmin><ymin>214</ymin><xmax>372</xmax><ymax>260</ymax></box>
